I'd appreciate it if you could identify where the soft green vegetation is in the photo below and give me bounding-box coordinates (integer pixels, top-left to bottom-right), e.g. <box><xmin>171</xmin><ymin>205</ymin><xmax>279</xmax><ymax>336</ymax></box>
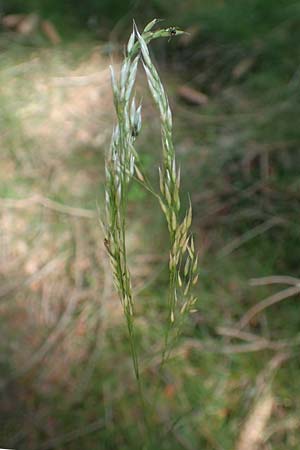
<box><xmin>1</xmin><ymin>1</ymin><xmax>300</xmax><ymax>449</ymax></box>
<box><xmin>174</xmin><ymin>0</ymin><xmax>300</xmax><ymax>254</ymax></box>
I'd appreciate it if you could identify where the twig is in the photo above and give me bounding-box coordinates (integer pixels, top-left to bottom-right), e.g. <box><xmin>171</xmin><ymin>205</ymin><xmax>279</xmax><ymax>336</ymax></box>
<box><xmin>249</xmin><ymin>276</ymin><xmax>300</xmax><ymax>286</ymax></box>
<box><xmin>219</xmin><ymin>341</ymin><xmax>287</xmax><ymax>354</ymax></box>
<box><xmin>176</xmin><ymin>337</ymin><xmax>288</xmax><ymax>356</ymax></box>
<box><xmin>0</xmin><ymin>194</ymin><xmax>96</xmax><ymax>219</ymax></box>
<box><xmin>238</xmin><ymin>285</ymin><xmax>300</xmax><ymax>329</ymax></box>
<box><xmin>217</xmin><ymin>326</ymin><xmax>271</xmax><ymax>342</ymax></box>
<box><xmin>218</xmin><ymin>217</ymin><xmax>284</xmax><ymax>257</ymax></box>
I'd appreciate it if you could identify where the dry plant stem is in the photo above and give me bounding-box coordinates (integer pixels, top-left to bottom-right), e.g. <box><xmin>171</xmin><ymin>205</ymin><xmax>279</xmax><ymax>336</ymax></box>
<box><xmin>0</xmin><ymin>194</ymin><xmax>96</xmax><ymax>219</ymax></box>
<box><xmin>238</xmin><ymin>284</ymin><xmax>300</xmax><ymax>329</ymax></box>
<box><xmin>249</xmin><ymin>276</ymin><xmax>300</xmax><ymax>286</ymax></box>
<box><xmin>218</xmin><ymin>216</ymin><xmax>283</xmax><ymax>257</ymax></box>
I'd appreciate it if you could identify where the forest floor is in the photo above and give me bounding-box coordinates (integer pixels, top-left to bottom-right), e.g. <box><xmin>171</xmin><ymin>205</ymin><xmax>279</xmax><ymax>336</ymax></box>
<box><xmin>1</xmin><ymin>33</ymin><xmax>300</xmax><ymax>450</ymax></box>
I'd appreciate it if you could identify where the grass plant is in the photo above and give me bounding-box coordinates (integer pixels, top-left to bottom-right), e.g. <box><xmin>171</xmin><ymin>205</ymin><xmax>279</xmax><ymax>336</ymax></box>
<box><xmin>1</xmin><ymin>7</ymin><xmax>300</xmax><ymax>448</ymax></box>
<box><xmin>102</xmin><ymin>19</ymin><xmax>199</xmax><ymax>442</ymax></box>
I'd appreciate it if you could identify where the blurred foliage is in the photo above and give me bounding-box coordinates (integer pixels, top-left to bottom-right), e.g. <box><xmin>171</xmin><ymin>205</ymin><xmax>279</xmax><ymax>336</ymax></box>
<box><xmin>2</xmin><ymin>0</ymin><xmax>146</xmax><ymax>31</ymax></box>
<box><xmin>167</xmin><ymin>0</ymin><xmax>300</xmax><ymax>272</ymax></box>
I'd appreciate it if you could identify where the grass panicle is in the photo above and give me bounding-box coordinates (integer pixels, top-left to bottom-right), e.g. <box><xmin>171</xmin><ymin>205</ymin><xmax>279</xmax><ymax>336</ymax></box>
<box><xmin>135</xmin><ymin>26</ymin><xmax>199</xmax><ymax>347</ymax></box>
<box><xmin>103</xmin><ymin>19</ymin><xmax>199</xmax><ymax>430</ymax></box>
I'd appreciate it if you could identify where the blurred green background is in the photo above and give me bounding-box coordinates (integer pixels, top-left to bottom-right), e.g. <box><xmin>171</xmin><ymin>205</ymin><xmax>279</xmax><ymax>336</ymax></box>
<box><xmin>1</xmin><ymin>1</ymin><xmax>300</xmax><ymax>449</ymax></box>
